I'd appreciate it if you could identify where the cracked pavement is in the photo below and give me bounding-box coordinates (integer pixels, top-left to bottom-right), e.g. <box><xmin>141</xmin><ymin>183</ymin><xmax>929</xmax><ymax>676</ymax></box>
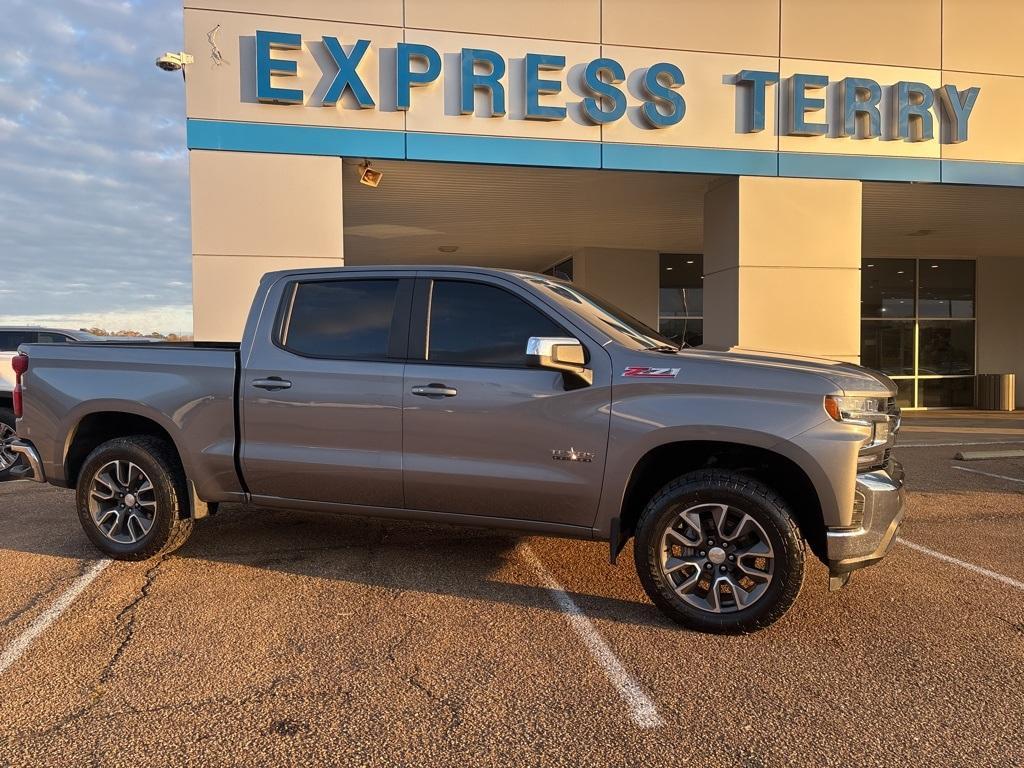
<box><xmin>1</xmin><ymin>414</ymin><xmax>1023</xmax><ymax>767</ymax></box>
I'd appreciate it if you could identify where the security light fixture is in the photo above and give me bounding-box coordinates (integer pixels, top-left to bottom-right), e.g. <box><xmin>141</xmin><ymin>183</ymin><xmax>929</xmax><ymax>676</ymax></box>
<box><xmin>359</xmin><ymin>162</ymin><xmax>383</xmax><ymax>188</ymax></box>
<box><xmin>155</xmin><ymin>52</ymin><xmax>194</xmax><ymax>72</ymax></box>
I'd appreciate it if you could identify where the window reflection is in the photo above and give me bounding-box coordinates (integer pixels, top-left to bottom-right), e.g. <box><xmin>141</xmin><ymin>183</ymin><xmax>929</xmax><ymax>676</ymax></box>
<box><xmin>659</xmin><ymin>254</ymin><xmax>703</xmax><ymax>346</ymax></box>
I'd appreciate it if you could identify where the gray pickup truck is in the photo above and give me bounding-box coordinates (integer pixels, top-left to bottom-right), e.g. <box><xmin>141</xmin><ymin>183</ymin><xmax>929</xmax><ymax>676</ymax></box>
<box><xmin>9</xmin><ymin>266</ymin><xmax>903</xmax><ymax>633</ymax></box>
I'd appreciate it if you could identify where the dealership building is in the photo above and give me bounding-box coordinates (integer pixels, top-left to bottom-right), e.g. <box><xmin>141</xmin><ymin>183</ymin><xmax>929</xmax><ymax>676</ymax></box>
<box><xmin>181</xmin><ymin>0</ymin><xmax>1024</xmax><ymax>408</ymax></box>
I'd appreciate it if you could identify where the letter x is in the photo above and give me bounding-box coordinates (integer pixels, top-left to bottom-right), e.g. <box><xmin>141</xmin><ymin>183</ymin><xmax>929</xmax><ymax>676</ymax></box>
<box><xmin>321</xmin><ymin>37</ymin><xmax>374</xmax><ymax>108</ymax></box>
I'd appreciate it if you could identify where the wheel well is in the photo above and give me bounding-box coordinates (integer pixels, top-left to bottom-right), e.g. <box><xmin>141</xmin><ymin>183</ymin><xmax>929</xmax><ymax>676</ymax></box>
<box><xmin>618</xmin><ymin>441</ymin><xmax>826</xmax><ymax>560</ymax></box>
<box><xmin>66</xmin><ymin>412</ymin><xmax>180</xmax><ymax>488</ymax></box>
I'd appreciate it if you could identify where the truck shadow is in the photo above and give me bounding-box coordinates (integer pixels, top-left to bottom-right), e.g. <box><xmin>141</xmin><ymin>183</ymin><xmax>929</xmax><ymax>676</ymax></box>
<box><xmin>174</xmin><ymin>503</ymin><xmax>673</xmax><ymax>630</ymax></box>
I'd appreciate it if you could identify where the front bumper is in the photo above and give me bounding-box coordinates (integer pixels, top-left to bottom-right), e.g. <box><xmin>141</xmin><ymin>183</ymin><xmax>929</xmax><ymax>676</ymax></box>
<box><xmin>9</xmin><ymin>439</ymin><xmax>45</xmax><ymax>482</ymax></box>
<box><xmin>826</xmin><ymin>460</ymin><xmax>904</xmax><ymax>574</ymax></box>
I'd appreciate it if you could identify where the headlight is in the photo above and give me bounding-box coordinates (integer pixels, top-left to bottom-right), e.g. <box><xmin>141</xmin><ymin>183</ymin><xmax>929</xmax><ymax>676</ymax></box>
<box><xmin>824</xmin><ymin>395</ymin><xmax>885</xmax><ymax>425</ymax></box>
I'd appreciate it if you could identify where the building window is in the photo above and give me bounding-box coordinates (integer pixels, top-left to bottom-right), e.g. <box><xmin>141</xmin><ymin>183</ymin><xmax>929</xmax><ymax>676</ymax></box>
<box><xmin>861</xmin><ymin>259</ymin><xmax>976</xmax><ymax>408</ymax></box>
<box><xmin>659</xmin><ymin>254</ymin><xmax>703</xmax><ymax>347</ymax></box>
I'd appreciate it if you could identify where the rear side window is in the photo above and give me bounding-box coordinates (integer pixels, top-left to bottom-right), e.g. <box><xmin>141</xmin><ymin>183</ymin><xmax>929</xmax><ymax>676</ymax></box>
<box><xmin>37</xmin><ymin>333</ymin><xmax>71</xmax><ymax>344</ymax></box>
<box><xmin>427</xmin><ymin>280</ymin><xmax>566</xmax><ymax>366</ymax></box>
<box><xmin>282</xmin><ymin>279</ymin><xmax>398</xmax><ymax>359</ymax></box>
<box><xmin>0</xmin><ymin>331</ymin><xmax>36</xmax><ymax>351</ymax></box>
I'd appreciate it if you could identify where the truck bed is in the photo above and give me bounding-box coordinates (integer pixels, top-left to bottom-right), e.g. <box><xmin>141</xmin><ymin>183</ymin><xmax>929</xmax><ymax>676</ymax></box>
<box><xmin>17</xmin><ymin>341</ymin><xmax>243</xmax><ymax>499</ymax></box>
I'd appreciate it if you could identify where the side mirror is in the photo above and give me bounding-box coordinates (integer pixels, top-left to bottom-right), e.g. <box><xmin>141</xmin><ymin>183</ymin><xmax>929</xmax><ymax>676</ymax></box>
<box><xmin>526</xmin><ymin>337</ymin><xmax>593</xmax><ymax>387</ymax></box>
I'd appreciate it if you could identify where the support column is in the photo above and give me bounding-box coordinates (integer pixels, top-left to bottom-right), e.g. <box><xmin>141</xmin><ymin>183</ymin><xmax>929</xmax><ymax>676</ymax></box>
<box><xmin>703</xmin><ymin>176</ymin><xmax>862</xmax><ymax>362</ymax></box>
<box><xmin>189</xmin><ymin>151</ymin><xmax>344</xmax><ymax>341</ymax></box>
<box><xmin>570</xmin><ymin>247</ymin><xmax>660</xmax><ymax>329</ymax></box>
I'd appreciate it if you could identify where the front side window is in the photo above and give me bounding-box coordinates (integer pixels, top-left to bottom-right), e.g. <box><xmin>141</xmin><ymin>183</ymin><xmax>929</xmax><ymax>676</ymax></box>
<box><xmin>427</xmin><ymin>280</ymin><xmax>566</xmax><ymax>366</ymax></box>
<box><xmin>282</xmin><ymin>279</ymin><xmax>398</xmax><ymax>359</ymax></box>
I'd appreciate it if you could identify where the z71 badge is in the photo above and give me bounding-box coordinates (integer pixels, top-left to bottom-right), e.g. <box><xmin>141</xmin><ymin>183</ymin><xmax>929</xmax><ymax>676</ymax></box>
<box><xmin>622</xmin><ymin>366</ymin><xmax>680</xmax><ymax>378</ymax></box>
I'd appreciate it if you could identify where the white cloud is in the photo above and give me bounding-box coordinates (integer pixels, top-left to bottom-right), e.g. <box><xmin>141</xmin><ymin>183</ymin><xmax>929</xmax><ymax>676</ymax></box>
<box><xmin>0</xmin><ymin>0</ymin><xmax>191</xmax><ymax>319</ymax></box>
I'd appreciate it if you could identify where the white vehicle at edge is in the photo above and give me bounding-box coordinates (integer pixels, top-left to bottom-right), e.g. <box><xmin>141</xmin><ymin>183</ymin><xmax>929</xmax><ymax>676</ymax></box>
<box><xmin>0</xmin><ymin>328</ymin><xmax>124</xmax><ymax>478</ymax></box>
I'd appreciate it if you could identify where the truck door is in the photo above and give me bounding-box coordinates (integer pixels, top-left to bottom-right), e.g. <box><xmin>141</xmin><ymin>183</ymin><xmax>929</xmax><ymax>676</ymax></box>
<box><xmin>241</xmin><ymin>275</ymin><xmax>413</xmax><ymax>508</ymax></box>
<box><xmin>402</xmin><ymin>275</ymin><xmax>612</xmax><ymax>529</ymax></box>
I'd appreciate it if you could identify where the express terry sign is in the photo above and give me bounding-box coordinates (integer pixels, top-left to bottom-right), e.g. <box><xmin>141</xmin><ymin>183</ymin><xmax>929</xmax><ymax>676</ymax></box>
<box><xmin>253</xmin><ymin>31</ymin><xmax>981</xmax><ymax>144</ymax></box>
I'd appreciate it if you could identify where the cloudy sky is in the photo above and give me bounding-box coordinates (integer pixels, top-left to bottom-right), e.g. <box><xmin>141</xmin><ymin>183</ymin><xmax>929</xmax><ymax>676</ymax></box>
<box><xmin>0</xmin><ymin>0</ymin><xmax>192</xmax><ymax>334</ymax></box>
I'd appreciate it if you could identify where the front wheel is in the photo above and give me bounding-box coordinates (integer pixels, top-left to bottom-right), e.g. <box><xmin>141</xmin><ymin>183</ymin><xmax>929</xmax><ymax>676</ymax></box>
<box><xmin>76</xmin><ymin>436</ymin><xmax>194</xmax><ymax>560</ymax></box>
<box><xmin>634</xmin><ymin>470</ymin><xmax>805</xmax><ymax>634</ymax></box>
<box><xmin>0</xmin><ymin>407</ymin><xmax>24</xmax><ymax>481</ymax></box>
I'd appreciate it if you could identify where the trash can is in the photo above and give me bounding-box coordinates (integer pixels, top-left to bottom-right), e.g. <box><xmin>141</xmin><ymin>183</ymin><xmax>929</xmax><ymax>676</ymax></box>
<box><xmin>976</xmin><ymin>373</ymin><xmax>1016</xmax><ymax>411</ymax></box>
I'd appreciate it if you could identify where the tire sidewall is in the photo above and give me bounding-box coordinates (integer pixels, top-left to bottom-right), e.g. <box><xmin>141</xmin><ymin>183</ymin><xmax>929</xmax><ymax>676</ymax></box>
<box><xmin>0</xmin><ymin>407</ymin><xmax>22</xmax><ymax>480</ymax></box>
<box><xmin>635</xmin><ymin>473</ymin><xmax>804</xmax><ymax>633</ymax></box>
<box><xmin>76</xmin><ymin>439</ymin><xmax>184</xmax><ymax>560</ymax></box>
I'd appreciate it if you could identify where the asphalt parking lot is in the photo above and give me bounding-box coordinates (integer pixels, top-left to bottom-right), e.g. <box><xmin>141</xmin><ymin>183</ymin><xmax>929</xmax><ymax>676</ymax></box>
<box><xmin>1</xmin><ymin>412</ymin><xmax>1023</xmax><ymax>767</ymax></box>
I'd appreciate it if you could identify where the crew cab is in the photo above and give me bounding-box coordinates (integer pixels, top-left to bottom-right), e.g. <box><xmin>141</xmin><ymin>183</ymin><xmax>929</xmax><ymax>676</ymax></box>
<box><xmin>8</xmin><ymin>267</ymin><xmax>904</xmax><ymax>633</ymax></box>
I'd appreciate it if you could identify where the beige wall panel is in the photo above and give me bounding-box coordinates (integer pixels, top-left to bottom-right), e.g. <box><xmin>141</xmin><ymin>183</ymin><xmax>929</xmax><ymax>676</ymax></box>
<box><xmin>778</xmin><ymin>60</ymin><xmax>941</xmax><ymax>158</ymax></box>
<box><xmin>402</xmin><ymin>29</ymin><xmax>600</xmax><ymax>141</ymax></box>
<box><xmin>977</xmin><ymin>256</ymin><xmax>1024</xmax><ymax>405</ymax></box>
<box><xmin>184</xmin><ymin>9</ymin><xmax>404</xmax><ymax>130</ymax></box>
<box><xmin>704</xmin><ymin>177</ymin><xmax>861</xmax><ymax>360</ymax></box>
<box><xmin>941</xmin><ymin>71</ymin><xmax>1024</xmax><ymax>163</ymax></box>
<box><xmin>405</xmin><ymin>0</ymin><xmax>600</xmax><ymax>43</ymax></box>
<box><xmin>185</xmin><ymin>0</ymin><xmax>403</xmax><ymax>26</ymax></box>
<box><xmin>572</xmin><ymin>247</ymin><xmax>659</xmax><ymax>327</ymax></box>
<box><xmin>737</xmin><ymin>266</ymin><xmax>860</xmax><ymax>358</ymax></box>
<box><xmin>781</xmin><ymin>0</ymin><xmax>941</xmax><ymax>69</ymax></box>
<box><xmin>602</xmin><ymin>0</ymin><xmax>780</xmax><ymax>57</ymax></box>
<box><xmin>736</xmin><ymin>177</ymin><xmax>861</xmax><ymax>268</ymax></box>
<box><xmin>193</xmin><ymin>254</ymin><xmax>342</xmax><ymax>341</ymax></box>
<box><xmin>944</xmin><ymin>0</ymin><xmax>1024</xmax><ymax>77</ymax></box>
<box><xmin>600</xmin><ymin>47</ymin><xmax>779</xmax><ymax>151</ymax></box>
<box><xmin>190</xmin><ymin>150</ymin><xmax>343</xmax><ymax>258</ymax></box>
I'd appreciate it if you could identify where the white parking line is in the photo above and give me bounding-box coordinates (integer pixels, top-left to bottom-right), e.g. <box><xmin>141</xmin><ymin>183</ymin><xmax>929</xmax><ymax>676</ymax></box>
<box><xmin>951</xmin><ymin>465</ymin><xmax>1024</xmax><ymax>485</ymax></box>
<box><xmin>898</xmin><ymin>539</ymin><xmax>1024</xmax><ymax>592</ymax></box>
<box><xmin>0</xmin><ymin>560</ymin><xmax>111</xmax><ymax>677</ymax></box>
<box><xmin>896</xmin><ymin>440</ymin><xmax>1024</xmax><ymax>449</ymax></box>
<box><xmin>520</xmin><ymin>544</ymin><xmax>663</xmax><ymax>729</ymax></box>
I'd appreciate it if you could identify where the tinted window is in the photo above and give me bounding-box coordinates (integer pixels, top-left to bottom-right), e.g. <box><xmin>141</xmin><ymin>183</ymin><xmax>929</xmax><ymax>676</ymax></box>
<box><xmin>428</xmin><ymin>280</ymin><xmax>566</xmax><ymax>366</ymax></box>
<box><xmin>862</xmin><ymin>259</ymin><xmax>915</xmax><ymax>317</ymax></box>
<box><xmin>0</xmin><ymin>331</ymin><xmax>36</xmax><ymax>351</ymax></box>
<box><xmin>283</xmin><ymin>280</ymin><xmax>398</xmax><ymax>359</ymax></box>
<box><xmin>37</xmin><ymin>333</ymin><xmax>71</xmax><ymax>344</ymax></box>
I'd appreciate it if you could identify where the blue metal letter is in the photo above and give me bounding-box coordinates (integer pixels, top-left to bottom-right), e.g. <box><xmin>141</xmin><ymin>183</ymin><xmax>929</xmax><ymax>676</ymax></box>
<box><xmin>640</xmin><ymin>63</ymin><xmax>685</xmax><ymax>128</ymax></box>
<box><xmin>525</xmin><ymin>53</ymin><xmax>566</xmax><ymax>121</ymax></box>
<box><xmin>734</xmin><ymin>70</ymin><xmax>779</xmax><ymax>132</ymax></box>
<box><xmin>840</xmin><ymin>77</ymin><xmax>881</xmax><ymax>139</ymax></box>
<box><xmin>937</xmin><ymin>84</ymin><xmax>980</xmax><ymax>143</ymax></box>
<box><xmin>581</xmin><ymin>58</ymin><xmax>627</xmax><ymax>125</ymax></box>
<box><xmin>256</xmin><ymin>30</ymin><xmax>303</xmax><ymax>105</ymax></box>
<box><xmin>321</xmin><ymin>37</ymin><xmax>375</xmax><ymax>108</ymax></box>
<box><xmin>895</xmin><ymin>81</ymin><xmax>935</xmax><ymax>142</ymax></box>
<box><xmin>396</xmin><ymin>42</ymin><xmax>441</xmax><ymax>111</ymax></box>
<box><xmin>461</xmin><ymin>48</ymin><xmax>506</xmax><ymax>117</ymax></box>
<box><xmin>788</xmin><ymin>73</ymin><xmax>828</xmax><ymax>136</ymax></box>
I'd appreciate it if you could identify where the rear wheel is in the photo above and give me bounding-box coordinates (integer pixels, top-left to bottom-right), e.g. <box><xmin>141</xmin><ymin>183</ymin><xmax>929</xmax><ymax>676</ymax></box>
<box><xmin>634</xmin><ymin>470</ymin><xmax>805</xmax><ymax>634</ymax></box>
<box><xmin>0</xmin><ymin>407</ymin><xmax>23</xmax><ymax>481</ymax></box>
<box><xmin>76</xmin><ymin>436</ymin><xmax>194</xmax><ymax>560</ymax></box>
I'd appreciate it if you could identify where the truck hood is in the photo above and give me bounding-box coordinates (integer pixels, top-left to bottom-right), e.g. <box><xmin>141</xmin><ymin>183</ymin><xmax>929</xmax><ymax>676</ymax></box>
<box><xmin>676</xmin><ymin>346</ymin><xmax>896</xmax><ymax>396</ymax></box>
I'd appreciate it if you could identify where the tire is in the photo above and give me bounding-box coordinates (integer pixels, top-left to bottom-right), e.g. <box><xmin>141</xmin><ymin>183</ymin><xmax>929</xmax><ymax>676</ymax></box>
<box><xmin>634</xmin><ymin>469</ymin><xmax>805</xmax><ymax>634</ymax></box>
<box><xmin>76</xmin><ymin>436</ymin><xmax>194</xmax><ymax>560</ymax></box>
<box><xmin>0</xmin><ymin>407</ymin><xmax>23</xmax><ymax>481</ymax></box>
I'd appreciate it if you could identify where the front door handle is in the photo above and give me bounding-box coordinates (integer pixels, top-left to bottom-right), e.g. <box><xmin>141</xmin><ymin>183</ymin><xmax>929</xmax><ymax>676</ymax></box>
<box><xmin>252</xmin><ymin>377</ymin><xmax>292</xmax><ymax>391</ymax></box>
<box><xmin>411</xmin><ymin>383</ymin><xmax>458</xmax><ymax>398</ymax></box>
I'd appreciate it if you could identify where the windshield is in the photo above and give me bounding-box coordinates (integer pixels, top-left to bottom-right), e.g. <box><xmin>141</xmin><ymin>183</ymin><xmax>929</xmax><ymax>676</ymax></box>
<box><xmin>517</xmin><ymin>274</ymin><xmax>681</xmax><ymax>352</ymax></box>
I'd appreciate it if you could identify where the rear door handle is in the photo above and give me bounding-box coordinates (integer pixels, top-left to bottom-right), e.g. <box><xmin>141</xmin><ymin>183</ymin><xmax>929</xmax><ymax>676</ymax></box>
<box><xmin>411</xmin><ymin>383</ymin><xmax>458</xmax><ymax>398</ymax></box>
<box><xmin>252</xmin><ymin>377</ymin><xmax>292</xmax><ymax>391</ymax></box>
